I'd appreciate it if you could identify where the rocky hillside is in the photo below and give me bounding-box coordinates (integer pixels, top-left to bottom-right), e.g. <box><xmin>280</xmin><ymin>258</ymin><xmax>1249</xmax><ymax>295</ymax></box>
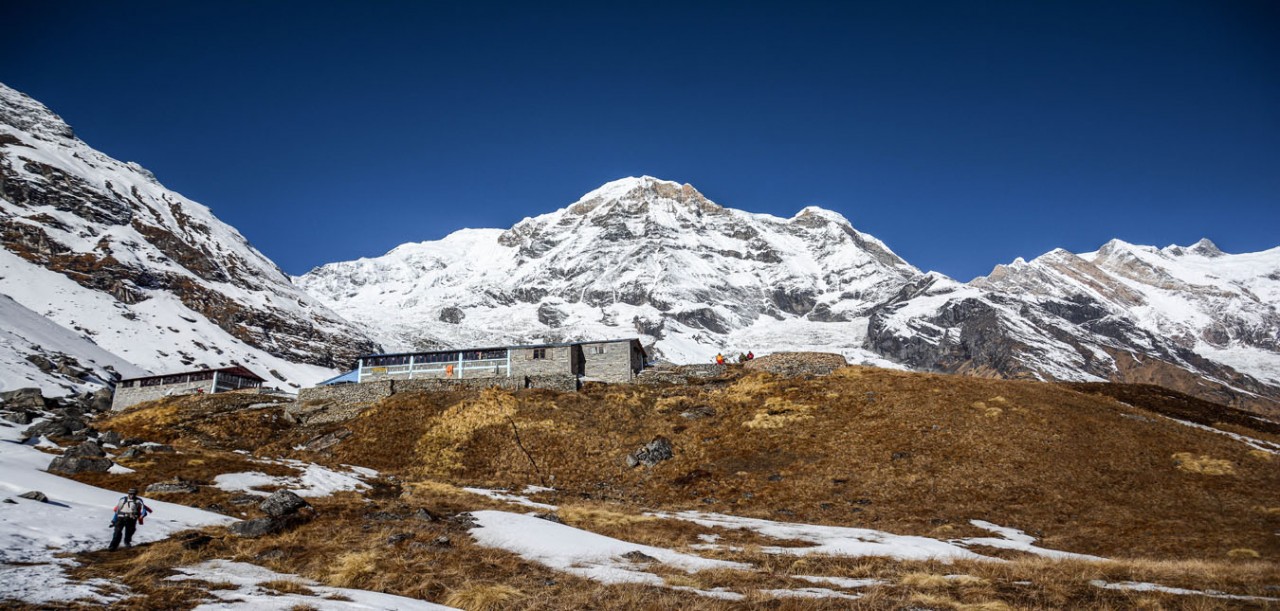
<box><xmin>0</xmin><ymin>82</ymin><xmax>379</xmax><ymax>393</ymax></box>
<box><xmin>299</xmin><ymin>177</ymin><xmax>1280</xmax><ymax>414</ymax></box>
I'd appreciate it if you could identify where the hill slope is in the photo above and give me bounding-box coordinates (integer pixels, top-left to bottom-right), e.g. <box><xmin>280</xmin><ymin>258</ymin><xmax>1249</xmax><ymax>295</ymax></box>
<box><xmin>41</xmin><ymin>364</ymin><xmax>1277</xmax><ymax>609</ymax></box>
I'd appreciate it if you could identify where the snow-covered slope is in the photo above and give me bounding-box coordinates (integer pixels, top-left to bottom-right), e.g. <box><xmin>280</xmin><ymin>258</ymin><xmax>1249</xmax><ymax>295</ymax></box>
<box><xmin>301</xmin><ymin>177</ymin><xmax>1280</xmax><ymax>413</ymax></box>
<box><xmin>298</xmin><ymin>176</ymin><xmax>920</xmax><ymax>364</ymax></box>
<box><xmin>0</xmin><ymin>83</ymin><xmax>378</xmax><ymax>393</ymax></box>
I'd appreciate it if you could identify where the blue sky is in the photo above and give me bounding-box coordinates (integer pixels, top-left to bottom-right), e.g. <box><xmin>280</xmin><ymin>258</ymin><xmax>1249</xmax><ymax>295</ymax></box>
<box><xmin>2</xmin><ymin>1</ymin><xmax>1277</xmax><ymax>280</ymax></box>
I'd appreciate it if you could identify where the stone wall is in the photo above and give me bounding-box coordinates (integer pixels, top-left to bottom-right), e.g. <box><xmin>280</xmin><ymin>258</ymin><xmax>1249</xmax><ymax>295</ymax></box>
<box><xmin>581</xmin><ymin>341</ymin><xmax>642</xmax><ymax>382</ymax></box>
<box><xmin>396</xmin><ymin>374</ymin><xmax>578</xmax><ymax>393</ymax></box>
<box><xmin>296</xmin><ymin>380</ymin><xmax>393</xmax><ymax>404</ymax></box>
<box><xmin>112</xmin><ymin>379</ymin><xmax>215</xmax><ymax>411</ymax></box>
<box><xmin>510</xmin><ymin>345</ymin><xmax>580</xmax><ymax>377</ymax></box>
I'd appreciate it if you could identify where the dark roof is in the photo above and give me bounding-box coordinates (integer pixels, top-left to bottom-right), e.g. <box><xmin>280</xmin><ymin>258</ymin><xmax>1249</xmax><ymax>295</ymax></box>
<box><xmin>119</xmin><ymin>366</ymin><xmax>267</xmax><ymax>384</ymax></box>
<box><xmin>358</xmin><ymin>338</ymin><xmax>647</xmax><ymax>361</ymax></box>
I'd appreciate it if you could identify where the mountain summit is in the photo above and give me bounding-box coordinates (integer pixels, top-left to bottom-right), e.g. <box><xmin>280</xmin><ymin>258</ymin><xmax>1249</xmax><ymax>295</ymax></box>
<box><xmin>299</xmin><ymin>176</ymin><xmax>921</xmax><ymax>364</ymax></box>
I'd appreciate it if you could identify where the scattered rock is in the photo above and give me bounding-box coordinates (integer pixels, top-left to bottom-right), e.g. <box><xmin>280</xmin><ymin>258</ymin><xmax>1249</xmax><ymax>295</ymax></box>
<box><xmin>147</xmin><ymin>478</ymin><xmax>199</xmax><ymax>494</ymax></box>
<box><xmin>117</xmin><ymin>447</ymin><xmax>145</xmax><ymax>460</ymax></box>
<box><xmin>260</xmin><ymin>490</ymin><xmax>310</xmax><ymax>518</ymax></box>
<box><xmin>891</xmin><ymin>451</ymin><xmax>911</xmax><ymax>461</ymax></box>
<box><xmin>626</xmin><ymin>436</ymin><xmax>674</xmax><ymax>468</ymax></box>
<box><xmin>98</xmin><ymin>431</ymin><xmax>124</xmax><ymax>446</ymax></box>
<box><xmin>532</xmin><ymin>512</ymin><xmax>563</xmax><ymax>524</ymax></box>
<box><xmin>366</xmin><ymin>511</ymin><xmax>406</xmax><ymax>522</ymax></box>
<box><xmin>621</xmin><ymin>550</ymin><xmax>657</xmax><ymax>562</ymax></box>
<box><xmin>3</xmin><ymin>498</ymin><xmax>16</xmax><ymax>504</ymax></box>
<box><xmin>432</xmin><ymin>536</ymin><xmax>452</xmax><ymax>547</ymax></box>
<box><xmin>120</xmin><ymin>438</ymin><xmax>145</xmax><ymax>447</ymax></box>
<box><xmin>743</xmin><ymin>352</ymin><xmax>848</xmax><ymax>377</ymax></box>
<box><xmin>679</xmin><ymin>406</ymin><xmax>716</xmax><ymax>420</ymax></box>
<box><xmin>449</xmin><ymin>513</ymin><xmax>478</xmax><ymax>529</ymax></box>
<box><xmin>143</xmin><ymin>444</ymin><xmax>175</xmax><ymax>453</ymax></box>
<box><xmin>47</xmin><ymin>455</ymin><xmax>113</xmax><ymax>474</ymax></box>
<box><xmin>301</xmin><ymin>428</ymin><xmax>352</xmax><ymax>453</ymax></box>
<box><xmin>1</xmin><ymin>411</ymin><xmax>34</xmax><ymax>425</ymax></box>
<box><xmin>17</xmin><ymin>491</ymin><xmax>48</xmax><ymax>502</ymax></box>
<box><xmin>386</xmin><ymin>532</ymin><xmax>414</xmax><ymax>545</ymax></box>
<box><xmin>230</xmin><ymin>494</ymin><xmax>266</xmax><ymax>506</ymax></box>
<box><xmin>413</xmin><ymin>508</ymin><xmax>439</xmax><ymax>522</ymax></box>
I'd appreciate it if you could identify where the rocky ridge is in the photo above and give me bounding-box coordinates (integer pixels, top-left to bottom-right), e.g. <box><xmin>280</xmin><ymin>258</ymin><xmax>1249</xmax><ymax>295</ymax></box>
<box><xmin>0</xmin><ymin>83</ymin><xmax>379</xmax><ymax>393</ymax></box>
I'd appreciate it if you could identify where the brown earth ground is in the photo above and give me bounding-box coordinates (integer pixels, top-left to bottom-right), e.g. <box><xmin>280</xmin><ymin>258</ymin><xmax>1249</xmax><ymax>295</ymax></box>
<box><xmin>18</xmin><ymin>364</ymin><xmax>1280</xmax><ymax>609</ymax></box>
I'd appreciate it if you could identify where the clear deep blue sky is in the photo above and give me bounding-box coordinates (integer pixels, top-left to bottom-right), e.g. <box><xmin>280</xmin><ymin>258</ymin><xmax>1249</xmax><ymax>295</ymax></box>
<box><xmin>2</xmin><ymin>1</ymin><xmax>1277</xmax><ymax>280</ymax></box>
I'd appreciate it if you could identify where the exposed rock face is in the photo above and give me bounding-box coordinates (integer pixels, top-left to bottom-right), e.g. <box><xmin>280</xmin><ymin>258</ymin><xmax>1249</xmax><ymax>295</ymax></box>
<box><xmin>0</xmin><ymin>82</ymin><xmax>379</xmax><ymax>394</ymax></box>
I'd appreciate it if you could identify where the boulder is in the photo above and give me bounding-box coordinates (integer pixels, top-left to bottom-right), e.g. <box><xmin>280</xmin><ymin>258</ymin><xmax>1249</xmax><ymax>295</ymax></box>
<box><xmin>17</xmin><ymin>491</ymin><xmax>48</xmax><ymax>502</ymax></box>
<box><xmin>229</xmin><ymin>517</ymin><xmax>284</xmax><ymax>538</ymax></box>
<box><xmin>63</xmin><ymin>440</ymin><xmax>106</xmax><ymax>458</ymax></box>
<box><xmin>117</xmin><ymin>447</ymin><xmax>145</xmax><ymax>460</ymax></box>
<box><xmin>626</xmin><ymin>436</ymin><xmax>674</xmax><ymax>468</ymax></box>
<box><xmin>1</xmin><ymin>388</ymin><xmax>46</xmax><ymax>411</ymax></box>
<box><xmin>47</xmin><ymin>455</ymin><xmax>113</xmax><ymax>474</ymax></box>
<box><xmin>23</xmin><ymin>420</ymin><xmax>70</xmax><ymax>440</ymax></box>
<box><xmin>260</xmin><ymin>490</ymin><xmax>310</xmax><ymax>518</ymax></box>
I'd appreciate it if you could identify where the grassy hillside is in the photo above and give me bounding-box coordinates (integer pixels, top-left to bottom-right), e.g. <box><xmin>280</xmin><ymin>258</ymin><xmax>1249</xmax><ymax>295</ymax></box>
<box><xmin>60</xmin><ymin>364</ymin><xmax>1280</xmax><ymax>609</ymax></box>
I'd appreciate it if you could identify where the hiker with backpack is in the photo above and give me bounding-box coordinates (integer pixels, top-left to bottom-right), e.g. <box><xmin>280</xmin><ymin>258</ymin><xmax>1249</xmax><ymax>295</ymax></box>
<box><xmin>109</xmin><ymin>487</ymin><xmax>152</xmax><ymax>551</ymax></box>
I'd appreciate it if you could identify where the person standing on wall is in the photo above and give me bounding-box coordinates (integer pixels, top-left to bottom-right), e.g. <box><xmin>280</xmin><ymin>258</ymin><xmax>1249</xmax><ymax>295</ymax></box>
<box><xmin>108</xmin><ymin>487</ymin><xmax>152</xmax><ymax>551</ymax></box>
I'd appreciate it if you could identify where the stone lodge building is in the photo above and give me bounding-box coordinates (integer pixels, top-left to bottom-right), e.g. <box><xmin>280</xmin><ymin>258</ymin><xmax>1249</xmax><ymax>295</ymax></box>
<box><xmin>111</xmin><ymin>366</ymin><xmax>265</xmax><ymax>410</ymax></box>
<box><xmin>353</xmin><ymin>338</ymin><xmax>647</xmax><ymax>386</ymax></box>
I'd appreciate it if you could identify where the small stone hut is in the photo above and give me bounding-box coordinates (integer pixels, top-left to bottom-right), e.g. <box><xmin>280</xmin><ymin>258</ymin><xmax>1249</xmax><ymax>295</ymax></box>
<box><xmin>111</xmin><ymin>366</ymin><xmax>265</xmax><ymax>410</ymax></box>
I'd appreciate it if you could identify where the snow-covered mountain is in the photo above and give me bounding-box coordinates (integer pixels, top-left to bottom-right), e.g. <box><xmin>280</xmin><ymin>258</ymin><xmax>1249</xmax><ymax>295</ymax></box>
<box><xmin>0</xmin><ymin>83</ymin><xmax>378</xmax><ymax>395</ymax></box>
<box><xmin>300</xmin><ymin>177</ymin><xmax>1280</xmax><ymax>414</ymax></box>
<box><xmin>870</xmin><ymin>238</ymin><xmax>1280</xmax><ymax>413</ymax></box>
<box><xmin>297</xmin><ymin>176</ymin><xmax>920</xmax><ymax>365</ymax></box>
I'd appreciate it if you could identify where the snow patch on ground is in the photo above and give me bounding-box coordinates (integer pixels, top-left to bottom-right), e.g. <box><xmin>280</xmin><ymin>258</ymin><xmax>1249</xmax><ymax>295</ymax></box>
<box><xmin>0</xmin><ymin>420</ymin><xmax>235</xmax><ymax>605</ymax></box>
<box><xmin>168</xmin><ymin>559</ymin><xmax>456</xmax><ymax>610</ymax></box>
<box><xmin>212</xmin><ymin>461</ymin><xmax>373</xmax><ymax>497</ymax></box>
<box><xmin>467</xmin><ymin>510</ymin><xmax>748</xmax><ymax>595</ymax></box>
<box><xmin>1090</xmin><ymin>579</ymin><xmax>1280</xmax><ymax>602</ymax></box>
<box><xmin>959</xmin><ymin>520</ymin><xmax>1105</xmax><ymax>561</ymax></box>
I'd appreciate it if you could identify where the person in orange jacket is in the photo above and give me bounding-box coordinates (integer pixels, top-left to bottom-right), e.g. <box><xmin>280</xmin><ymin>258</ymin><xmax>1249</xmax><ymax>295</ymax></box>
<box><xmin>109</xmin><ymin>487</ymin><xmax>152</xmax><ymax>551</ymax></box>
<box><xmin>715</xmin><ymin>353</ymin><xmax>726</xmax><ymax>365</ymax></box>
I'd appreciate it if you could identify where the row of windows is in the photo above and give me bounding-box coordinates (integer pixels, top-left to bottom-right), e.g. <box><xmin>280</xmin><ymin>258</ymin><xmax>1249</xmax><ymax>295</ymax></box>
<box><xmin>124</xmin><ymin>371</ymin><xmax>260</xmax><ymax>389</ymax></box>
<box><xmin>363</xmin><ymin>349</ymin><xmax>509</xmax><ymax>368</ymax></box>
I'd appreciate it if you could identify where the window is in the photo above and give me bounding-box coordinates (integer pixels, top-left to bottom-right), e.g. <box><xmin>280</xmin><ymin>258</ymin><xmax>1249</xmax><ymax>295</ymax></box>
<box><xmin>532</xmin><ymin>348</ymin><xmax>546</xmax><ymax>360</ymax></box>
<box><xmin>590</xmin><ymin>345</ymin><xmax>606</xmax><ymax>355</ymax></box>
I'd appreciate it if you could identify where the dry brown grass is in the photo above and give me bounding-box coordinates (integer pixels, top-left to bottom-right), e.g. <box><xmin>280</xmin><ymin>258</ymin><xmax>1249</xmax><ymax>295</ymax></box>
<box><xmin>39</xmin><ymin>368</ymin><xmax>1280</xmax><ymax>610</ymax></box>
<box><xmin>1172</xmin><ymin>452</ymin><xmax>1237</xmax><ymax>476</ymax></box>
<box><xmin>443</xmin><ymin>584</ymin><xmax>525</xmax><ymax>610</ymax></box>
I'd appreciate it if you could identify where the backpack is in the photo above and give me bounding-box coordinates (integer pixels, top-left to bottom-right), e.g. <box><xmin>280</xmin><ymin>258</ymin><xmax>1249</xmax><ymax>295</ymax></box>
<box><xmin>118</xmin><ymin>496</ymin><xmax>144</xmax><ymax>518</ymax></box>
